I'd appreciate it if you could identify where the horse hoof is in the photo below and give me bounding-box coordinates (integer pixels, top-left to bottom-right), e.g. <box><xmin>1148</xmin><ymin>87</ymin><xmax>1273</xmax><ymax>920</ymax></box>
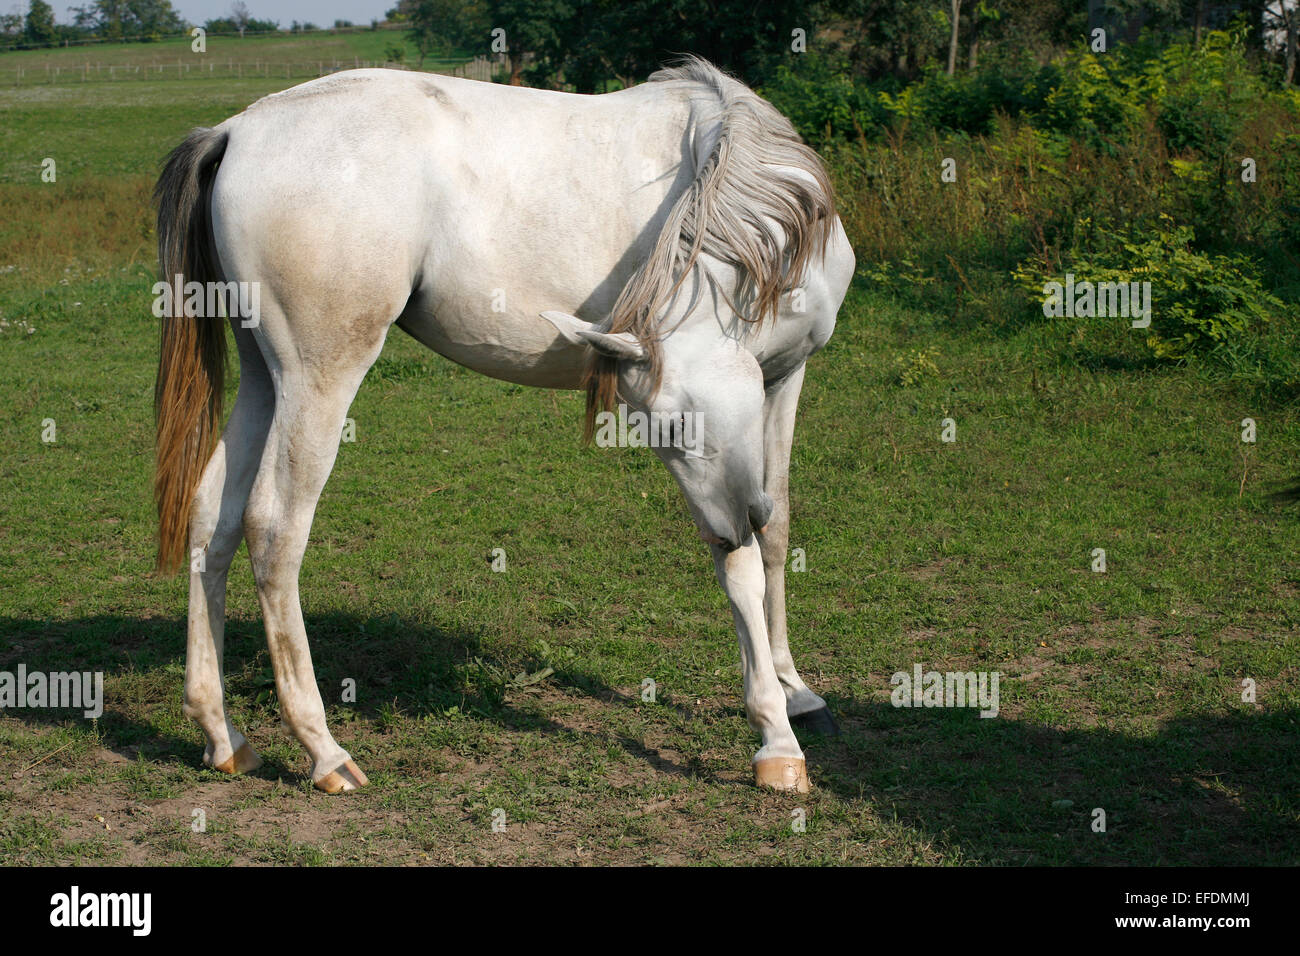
<box><xmin>212</xmin><ymin>742</ymin><xmax>262</xmax><ymax>775</ymax></box>
<box><xmin>753</xmin><ymin>756</ymin><xmax>810</xmax><ymax>793</ymax></box>
<box><xmin>314</xmin><ymin>759</ymin><xmax>369</xmax><ymax>794</ymax></box>
<box><xmin>790</xmin><ymin>706</ymin><xmax>841</xmax><ymax>737</ymax></box>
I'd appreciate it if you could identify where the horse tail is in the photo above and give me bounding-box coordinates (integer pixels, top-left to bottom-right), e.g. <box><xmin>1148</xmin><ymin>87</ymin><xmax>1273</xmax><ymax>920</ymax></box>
<box><xmin>583</xmin><ymin>57</ymin><xmax>836</xmax><ymax>440</ymax></box>
<box><xmin>153</xmin><ymin>126</ymin><xmax>229</xmax><ymax>575</ymax></box>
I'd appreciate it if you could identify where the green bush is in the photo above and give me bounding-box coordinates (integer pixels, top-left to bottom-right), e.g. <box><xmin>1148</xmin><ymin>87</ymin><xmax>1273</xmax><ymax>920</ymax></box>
<box><xmin>1013</xmin><ymin>216</ymin><xmax>1289</xmax><ymax>361</ymax></box>
<box><xmin>761</xmin><ymin>53</ymin><xmax>888</xmax><ymax>146</ymax></box>
<box><xmin>813</xmin><ymin>26</ymin><xmax>1300</xmax><ymax>404</ymax></box>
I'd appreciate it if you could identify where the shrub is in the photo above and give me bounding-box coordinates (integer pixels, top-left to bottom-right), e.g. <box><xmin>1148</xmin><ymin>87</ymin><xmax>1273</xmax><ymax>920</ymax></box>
<box><xmin>760</xmin><ymin>53</ymin><xmax>889</xmax><ymax>147</ymax></box>
<box><xmin>1013</xmin><ymin>216</ymin><xmax>1290</xmax><ymax>362</ymax></box>
<box><xmin>814</xmin><ymin>27</ymin><xmax>1300</xmax><ymax>403</ymax></box>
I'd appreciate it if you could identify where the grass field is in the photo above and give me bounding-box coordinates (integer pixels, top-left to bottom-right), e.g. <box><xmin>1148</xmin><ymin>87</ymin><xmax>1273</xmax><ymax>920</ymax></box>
<box><xmin>0</xmin><ymin>28</ymin><xmax>454</xmax><ymax>76</ymax></box>
<box><xmin>1</xmin><ymin>42</ymin><xmax>1298</xmax><ymax>866</ymax></box>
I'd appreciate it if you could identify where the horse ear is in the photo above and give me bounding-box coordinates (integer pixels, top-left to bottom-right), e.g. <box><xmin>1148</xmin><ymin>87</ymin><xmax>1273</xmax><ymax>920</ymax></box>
<box><xmin>539</xmin><ymin>310</ymin><xmax>592</xmax><ymax>347</ymax></box>
<box><xmin>579</xmin><ymin>328</ymin><xmax>646</xmax><ymax>361</ymax></box>
<box><xmin>540</xmin><ymin>311</ymin><xmax>646</xmax><ymax>361</ymax></box>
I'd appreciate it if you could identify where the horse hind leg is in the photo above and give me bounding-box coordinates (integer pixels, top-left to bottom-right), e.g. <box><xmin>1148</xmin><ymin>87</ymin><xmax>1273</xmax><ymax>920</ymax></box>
<box><xmin>185</xmin><ymin>323</ymin><xmax>274</xmax><ymax>775</ymax></box>
<box><xmin>241</xmin><ymin>313</ymin><xmax>387</xmax><ymax>793</ymax></box>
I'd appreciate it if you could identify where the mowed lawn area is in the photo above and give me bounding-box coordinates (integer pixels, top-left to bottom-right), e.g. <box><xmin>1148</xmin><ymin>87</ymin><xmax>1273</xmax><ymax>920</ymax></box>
<box><xmin>1</xmin><ymin>56</ymin><xmax>1298</xmax><ymax>866</ymax></box>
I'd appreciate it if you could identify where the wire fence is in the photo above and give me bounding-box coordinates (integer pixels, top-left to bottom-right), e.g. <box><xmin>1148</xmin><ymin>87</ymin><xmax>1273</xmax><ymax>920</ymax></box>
<box><xmin>1</xmin><ymin>53</ymin><xmax>506</xmax><ymax>86</ymax></box>
<box><xmin>0</xmin><ymin>22</ymin><xmax>406</xmax><ymax>53</ymax></box>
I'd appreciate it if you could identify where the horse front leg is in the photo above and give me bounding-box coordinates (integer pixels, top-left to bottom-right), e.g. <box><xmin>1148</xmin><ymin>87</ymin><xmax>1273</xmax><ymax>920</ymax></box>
<box><xmin>757</xmin><ymin>364</ymin><xmax>839</xmax><ymax>736</ymax></box>
<box><xmin>711</xmin><ymin>538</ymin><xmax>809</xmax><ymax>793</ymax></box>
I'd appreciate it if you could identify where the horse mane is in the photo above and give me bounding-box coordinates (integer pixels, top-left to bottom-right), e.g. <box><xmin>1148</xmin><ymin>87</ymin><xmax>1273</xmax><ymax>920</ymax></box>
<box><xmin>582</xmin><ymin>56</ymin><xmax>837</xmax><ymax>440</ymax></box>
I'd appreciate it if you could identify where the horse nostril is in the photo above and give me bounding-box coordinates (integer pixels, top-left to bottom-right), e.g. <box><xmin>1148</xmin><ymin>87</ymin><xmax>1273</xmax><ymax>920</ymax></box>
<box><xmin>748</xmin><ymin>493</ymin><xmax>773</xmax><ymax>533</ymax></box>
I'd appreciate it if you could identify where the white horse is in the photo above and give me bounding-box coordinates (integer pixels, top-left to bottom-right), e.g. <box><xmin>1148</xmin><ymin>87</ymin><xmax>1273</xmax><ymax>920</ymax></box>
<box><xmin>153</xmin><ymin>58</ymin><xmax>855</xmax><ymax>794</ymax></box>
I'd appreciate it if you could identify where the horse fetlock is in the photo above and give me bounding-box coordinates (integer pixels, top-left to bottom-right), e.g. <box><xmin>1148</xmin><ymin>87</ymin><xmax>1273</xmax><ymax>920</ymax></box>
<box><xmin>784</xmin><ymin>686</ymin><xmax>828</xmax><ymax>717</ymax></box>
<box><xmin>745</xmin><ymin>689</ymin><xmax>795</xmax><ymax>731</ymax></box>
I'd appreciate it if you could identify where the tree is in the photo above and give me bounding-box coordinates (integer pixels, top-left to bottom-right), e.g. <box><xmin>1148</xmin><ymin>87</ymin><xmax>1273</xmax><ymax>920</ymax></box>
<box><xmin>205</xmin><ymin>14</ymin><xmax>278</xmax><ymax>34</ymax></box>
<box><xmin>390</xmin><ymin>0</ymin><xmax>487</xmax><ymax>64</ymax></box>
<box><xmin>1265</xmin><ymin>1</ymin><xmax>1298</xmax><ymax>85</ymax></box>
<box><xmin>24</xmin><ymin>0</ymin><xmax>55</xmax><ymax>44</ymax></box>
<box><xmin>129</xmin><ymin>0</ymin><xmax>187</xmax><ymax>36</ymax></box>
<box><xmin>816</xmin><ymin>0</ymin><xmax>951</xmax><ymax>80</ymax></box>
<box><xmin>948</xmin><ymin>0</ymin><xmax>962</xmax><ymax>75</ymax></box>
<box><xmin>542</xmin><ymin>0</ymin><xmax>819</xmax><ymax>92</ymax></box>
<box><xmin>0</xmin><ymin>10</ymin><xmax>24</xmax><ymax>49</ymax></box>
<box><xmin>231</xmin><ymin>1</ymin><xmax>250</xmax><ymax>37</ymax></box>
<box><xmin>962</xmin><ymin>1</ymin><xmax>1005</xmax><ymax>69</ymax></box>
<box><xmin>67</xmin><ymin>0</ymin><xmax>187</xmax><ymax>39</ymax></box>
<box><xmin>393</xmin><ymin>0</ymin><xmax>487</xmax><ymax>64</ymax></box>
<box><xmin>485</xmin><ymin>0</ymin><xmax>572</xmax><ymax>84</ymax></box>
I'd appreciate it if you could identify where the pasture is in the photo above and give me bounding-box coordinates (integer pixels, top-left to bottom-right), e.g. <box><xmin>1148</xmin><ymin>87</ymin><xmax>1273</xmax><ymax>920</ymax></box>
<box><xmin>0</xmin><ymin>28</ymin><xmax>441</xmax><ymax>79</ymax></box>
<box><xmin>1</xmin><ymin>45</ymin><xmax>1298</xmax><ymax>866</ymax></box>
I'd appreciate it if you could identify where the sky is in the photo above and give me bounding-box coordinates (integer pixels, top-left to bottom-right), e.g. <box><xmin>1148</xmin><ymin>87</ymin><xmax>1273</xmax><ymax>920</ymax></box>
<box><xmin>172</xmin><ymin>1</ymin><xmax>396</xmax><ymax>27</ymax></box>
<box><xmin>43</xmin><ymin>2</ymin><xmax>399</xmax><ymax>27</ymax></box>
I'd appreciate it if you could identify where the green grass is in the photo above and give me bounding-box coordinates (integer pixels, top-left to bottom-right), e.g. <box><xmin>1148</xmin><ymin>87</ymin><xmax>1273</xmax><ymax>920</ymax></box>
<box><xmin>0</xmin><ymin>38</ymin><xmax>1297</xmax><ymax>866</ymax></box>
<box><xmin>0</xmin><ymin>29</ymin><xmax>468</xmax><ymax>76</ymax></box>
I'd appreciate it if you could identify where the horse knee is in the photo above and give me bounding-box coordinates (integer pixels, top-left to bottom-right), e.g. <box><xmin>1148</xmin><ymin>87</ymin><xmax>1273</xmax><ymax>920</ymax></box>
<box><xmin>758</xmin><ymin>524</ymin><xmax>789</xmax><ymax>568</ymax></box>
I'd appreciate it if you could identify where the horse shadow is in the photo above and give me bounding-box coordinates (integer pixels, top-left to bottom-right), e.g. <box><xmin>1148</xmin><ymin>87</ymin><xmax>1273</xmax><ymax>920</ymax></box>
<box><xmin>802</xmin><ymin>692</ymin><xmax>1300</xmax><ymax>865</ymax></box>
<box><xmin>0</xmin><ymin>612</ymin><xmax>532</xmax><ymax>780</ymax></box>
<box><xmin>2</xmin><ymin>612</ymin><xmax>1296</xmax><ymax>864</ymax></box>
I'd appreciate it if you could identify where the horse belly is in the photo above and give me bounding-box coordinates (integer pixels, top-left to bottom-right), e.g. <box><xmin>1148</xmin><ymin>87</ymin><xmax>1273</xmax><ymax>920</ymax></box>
<box><xmin>396</xmin><ymin>296</ymin><xmax>587</xmax><ymax>389</ymax></box>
